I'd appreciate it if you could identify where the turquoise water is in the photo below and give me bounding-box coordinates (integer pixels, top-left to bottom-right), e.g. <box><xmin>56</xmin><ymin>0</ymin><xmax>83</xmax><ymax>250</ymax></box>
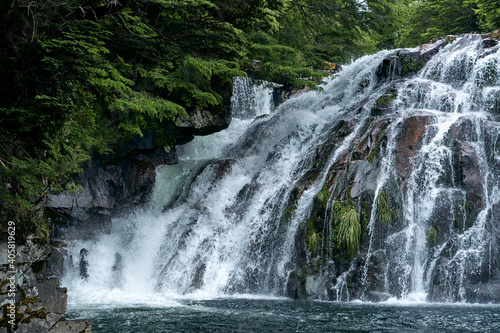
<box><xmin>66</xmin><ymin>298</ymin><xmax>500</xmax><ymax>332</ymax></box>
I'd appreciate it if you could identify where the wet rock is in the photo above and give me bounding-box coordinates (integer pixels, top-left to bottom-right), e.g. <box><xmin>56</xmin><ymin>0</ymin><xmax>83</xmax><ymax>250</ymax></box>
<box><xmin>482</xmin><ymin>37</ymin><xmax>499</xmax><ymax>48</ymax></box>
<box><xmin>0</xmin><ymin>239</ymin><xmax>84</xmax><ymax>333</ymax></box>
<box><xmin>350</xmin><ymin>161</ymin><xmax>378</xmax><ymax>198</ymax></box>
<box><xmin>360</xmin><ymin>250</ymin><xmax>387</xmax><ymax>299</ymax></box>
<box><xmin>15</xmin><ymin>236</ymin><xmax>48</xmax><ymax>264</ymax></box>
<box><xmin>191</xmin><ymin>263</ymin><xmax>206</xmax><ymax>290</ymax></box>
<box><xmin>175</xmin><ymin>107</ymin><xmax>231</xmax><ymax>138</ymax></box>
<box><xmin>47</xmin><ymin>144</ymin><xmax>177</xmax><ymax>240</ymax></box>
<box><xmin>458</xmin><ymin>142</ymin><xmax>483</xmax><ymax>195</ymax></box>
<box><xmin>45</xmin><ymin>248</ymin><xmax>65</xmax><ymax>278</ymax></box>
<box><xmin>111</xmin><ymin>253</ymin><xmax>123</xmax><ymax>288</ymax></box>
<box><xmin>427</xmin><ymin>190</ymin><xmax>466</xmax><ymax>243</ymax></box>
<box><xmin>371</xmin><ymin>87</ymin><xmax>398</xmax><ymax>116</ymax></box>
<box><xmin>48</xmin><ymin>319</ymin><xmax>92</xmax><ymax>333</ymax></box>
<box><xmin>395</xmin><ymin>114</ymin><xmax>433</xmax><ymax>187</ymax></box>
<box><xmin>447</xmin><ymin>116</ymin><xmax>478</xmax><ymax>143</ymax></box>
<box><xmin>79</xmin><ymin>248</ymin><xmax>89</xmax><ymax>281</ymax></box>
<box><xmin>376</xmin><ymin>39</ymin><xmax>448</xmax><ymax>79</ymax></box>
<box><xmin>272</xmin><ymin>84</ymin><xmax>311</xmax><ymax>108</ymax></box>
<box><xmin>36</xmin><ymin>278</ymin><xmax>67</xmax><ymax>315</ymax></box>
<box><xmin>368</xmin><ymin>292</ymin><xmax>392</xmax><ymax>302</ymax></box>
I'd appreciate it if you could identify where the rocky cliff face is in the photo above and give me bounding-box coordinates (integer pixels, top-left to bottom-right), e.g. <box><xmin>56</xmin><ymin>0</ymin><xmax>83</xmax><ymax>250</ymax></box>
<box><xmin>47</xmin><ymin>133</ymin><xmax>178</xmax><ymax>241</ymax></box>
<box><xmin>21</xmin><ymin>33</ymin><xmax>500</xmax><ymax>316</ymax></box>
<box><xmin>285</xmin><ymin>33</ymin><xmax>500</xmax><ymax>302</ymax></box>
<box><xmin>0</xmin><ymin>236</ymin><xmax>91</xmax><ymax>332</ymax></box>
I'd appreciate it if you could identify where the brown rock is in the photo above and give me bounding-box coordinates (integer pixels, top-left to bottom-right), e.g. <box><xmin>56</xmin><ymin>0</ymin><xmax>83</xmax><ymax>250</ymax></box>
<box><xmin>395</xmin><ymin>114</ymin><xmax>433</xmax><ymax>184</ymax></box>
<box><xmin>491</xmin><ymin>30</ymin><xmax>500</xmax><ymax>40</ymax></box>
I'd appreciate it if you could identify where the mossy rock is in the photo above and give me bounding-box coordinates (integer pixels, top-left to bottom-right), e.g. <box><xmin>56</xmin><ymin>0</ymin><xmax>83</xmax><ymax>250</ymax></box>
<box><xmin>427</xmin><ymin>226</ymin><xmax>437</xmax><ymax>247</ymax></box>
<box><xmin>372</xmin><ymin>88</ymin><xmax>398</xmax><ymax>116</ymax></box>
<box><xmin>367</xmin><ymin>121</ymin><xmax>390</xmax><ymax>164</ymax></box>
<box><xmin>400</xmin><ymin>54</ymin><xmax>426</xmax><ymax>77</ymax></box>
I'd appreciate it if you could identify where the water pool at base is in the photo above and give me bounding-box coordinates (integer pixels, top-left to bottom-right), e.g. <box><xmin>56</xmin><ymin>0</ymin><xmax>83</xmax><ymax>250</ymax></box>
<box><xmin>66</xmin><ymin>298</ymin><xmax>500</xmax><ymax>332</ymax></box>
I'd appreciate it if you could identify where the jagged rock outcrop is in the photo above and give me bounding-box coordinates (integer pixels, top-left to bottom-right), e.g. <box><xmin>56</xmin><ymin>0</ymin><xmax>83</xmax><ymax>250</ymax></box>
<box><xmin>175</xmin><ymin>81</ymin><xmax>233</xmax><ymax>144</ymax></box>
<box><xmin>0</xmin><ymin>237</ymin><xmax>91</xmax><ymax>332</ymax></box>
<box><xmin>272</xmin><ymin>85</ymin><xmax>312</xmax><ymax>108</ymax></box>
<box><xmin>47</xmin><ymin>130</ymin><xmax>178</xmax><ymax>240</ymax></box>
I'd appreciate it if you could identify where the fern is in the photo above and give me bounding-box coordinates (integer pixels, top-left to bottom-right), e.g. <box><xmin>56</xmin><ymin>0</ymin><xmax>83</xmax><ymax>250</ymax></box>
<box><xmin>376</xmin><ymin>189</ymin><xmax>398</xmax><ymax>224</ymax></box>
<box><xmin>308</xmin><ymin>230</ymin><xmax>321</xmax><ymax>257</ymax></box>
<box><xmin>335</xmin><ymin>202</ymin><xmax>361</xmax><ymax>259</ymax></box>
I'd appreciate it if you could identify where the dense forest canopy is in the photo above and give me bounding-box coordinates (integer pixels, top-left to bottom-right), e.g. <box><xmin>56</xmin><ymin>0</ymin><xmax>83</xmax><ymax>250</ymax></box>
<box><xmin>0</xmin><ymin>0</ymin><xmax>499</xmax><ymax>239</ymax></box>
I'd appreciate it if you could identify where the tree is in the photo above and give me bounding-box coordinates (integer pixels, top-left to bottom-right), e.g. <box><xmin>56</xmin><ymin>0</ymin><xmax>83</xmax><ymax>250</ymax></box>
<box><xmin>397</xmin><ymin>0</ymin><xmax>480</xmax><ymax>47</ymax></box>
<box><xmin>473</xmin><ymin>0</ymin><xmax>500</xmax><ymax>31</ymax></box>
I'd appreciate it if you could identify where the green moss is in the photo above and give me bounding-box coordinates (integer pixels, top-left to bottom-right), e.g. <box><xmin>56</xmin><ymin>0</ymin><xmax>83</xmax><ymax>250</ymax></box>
<box><xmin>367</xmin><ymin>150</ymin><xmax>376</xmax><ymax>163</ymax></box>
<box><xmin>285</xmin><ymin>206</ymin><xmax>296</xmax><ymax>222</ymax></box>
<box><xmin>427</xmin><ymin>226</ymin><xmax>437</xmax><ymax>247</ymax></box>
<box><xmin>33</xmin><ymin>220</ymin><xmax>51</xmax><ymax>245</ymax></box>
<box><xmin>361</xmin><ymin>201</ymin><xmax>370</xmax><ymax>239</ymax></box>
<box><xmin>400</xmin><ymin>55</ymin><xmax>426</xmax><ymax>77</ymax></box>
<box><xmin>316</xmin><ymin>181</ymin><xmax>330</xmax><ymax>208</ymax></box>
<box><xmin>284</xmin><ymin>187</ymin><xmax>301</xmax><ymax>222</ymax></box>
<box><xmin>372</xmin><ymin>89</ymin><xmax>398</xmax><ymax>116</ymax></box>
<box><xmin>463</xmin><ymin>195</ymin><xmax>482</xmax><ymax>230</ymax></box>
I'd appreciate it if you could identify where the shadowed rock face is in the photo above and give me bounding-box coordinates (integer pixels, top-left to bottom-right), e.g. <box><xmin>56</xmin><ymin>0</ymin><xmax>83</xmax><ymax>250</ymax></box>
<box><xmin>175</xmin><ymin>80</ymin><xmax>234</xmax><ymax>144</ymax></box>
<box><xmin>47</xmin><ymin>145</ymin><xmax>177</xmax><ymax>241</ymax></box>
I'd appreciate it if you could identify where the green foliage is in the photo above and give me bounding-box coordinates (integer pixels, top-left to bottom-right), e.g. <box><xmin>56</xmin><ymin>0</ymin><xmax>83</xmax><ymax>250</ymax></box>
<box><xmin>333</xmin><ymin>200</ymin><xmax>361</xmax><ymax>259</ymax></box>
<box><xmin>245</xmin><ymin>0</ymin><xmax>409</xmax><ymax>86</ymax></box>
<box><xmin>376</xmin><ymin>189</ymin><xmax>398</xmax><ymax>224</ymax></box>
<box><xmin>0</xmin><ymin>0</ymin><xmax>255</xmax><ymax>237</ymax></box>
<box><xmin>316</xmin><ymin>181</ymin><xmax>331</xmax><ymax>208</ymax></box>
<box><xmin>308</xmin><ymin>230</ymin><xmax>321</xmax><ymax>257</ymax></box>
<box><xmin>473</xmin><ymin>0</ymin><xmax>500</xmax><ymax>31</ymax></box>
<box><xmin>397</xmin><ymin>0</ymin><xmax>480</xmax><ymax>47</ymax></box>
<box><xmin>427</xmin><ymin>226</ymin><xmax>437</xmax><ymax>247</ymax></box>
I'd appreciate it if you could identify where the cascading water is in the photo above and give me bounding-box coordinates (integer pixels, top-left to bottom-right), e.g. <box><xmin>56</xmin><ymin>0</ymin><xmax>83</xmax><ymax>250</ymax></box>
<box><xmin>356</xmin><ymin>34</ymin><xmax>500</xmax><ymax>302</ymax></box>
<box><xmin>62</xmin><ymin>35</ymin><xmax>500</xmax><ymax>305</ymax></box>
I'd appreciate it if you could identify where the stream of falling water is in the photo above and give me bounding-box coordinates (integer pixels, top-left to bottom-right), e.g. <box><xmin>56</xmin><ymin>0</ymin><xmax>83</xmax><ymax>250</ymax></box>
<box><xmin>357</xmin><ymin>35</ymin><xmax>500</xmax><ymax>302</ymax></box>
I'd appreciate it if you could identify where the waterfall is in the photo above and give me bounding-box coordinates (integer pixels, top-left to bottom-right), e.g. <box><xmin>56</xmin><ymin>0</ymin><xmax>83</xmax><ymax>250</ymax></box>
<box><xmin>62</xmin><ymin>35</ymin><xmax>500</xmax><ymax>304</ymax></box>
<box><xmin>357</xmin><ymin>34</ymin><xmax>500</xmax><ymax>302</ymax></box>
